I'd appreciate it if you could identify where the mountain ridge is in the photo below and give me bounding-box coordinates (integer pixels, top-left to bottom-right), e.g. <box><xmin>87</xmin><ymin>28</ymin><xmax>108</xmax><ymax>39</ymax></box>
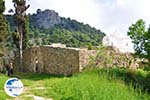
<box><xmin>29</xmin><ymin>9</ymin><xmax>103</xmax><ymax>34</ymax></box>
<box><xmin>6</xmin><ymin>9</ymin><xmax>105</xmax><ymax>47</ymax></box>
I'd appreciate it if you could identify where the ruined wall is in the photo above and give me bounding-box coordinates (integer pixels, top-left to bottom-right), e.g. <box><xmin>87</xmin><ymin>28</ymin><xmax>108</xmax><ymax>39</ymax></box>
<box><xmin>14</xmin><ymin>45</ymin><xmax>142</xmax><ymax>75</ymax></box>
<box><xmin>0</xmin><ymin>59</ymin><xmax>4</xmax><ymax>72</ymax></box>
<box><xmin>79</xmin><ymin>49</ymin><xmax>97</xmax><ymax>71</ymax></box>
<box><xmin>21</xmin><ymin>46</ymin><xmax>94</xmax><ymax>75</ymax></box>
<box><xmin>94</xmin><ymin>46</ymin><xmax>139</xmax><ymax>69</ymax></box>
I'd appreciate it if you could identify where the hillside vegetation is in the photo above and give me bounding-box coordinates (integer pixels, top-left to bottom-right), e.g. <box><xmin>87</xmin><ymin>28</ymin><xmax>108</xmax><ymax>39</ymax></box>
<box><xmin>5</xmin><ymin>9</ymin><xmax>105</xmax><ymax>48</ymax></box>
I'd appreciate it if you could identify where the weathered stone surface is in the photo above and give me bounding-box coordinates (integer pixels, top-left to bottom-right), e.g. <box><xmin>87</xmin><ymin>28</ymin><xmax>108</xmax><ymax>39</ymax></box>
<box><xmin>94</xmin><ymin>46</ymin><xmax>140</xmax><ymax>69</ymax></box>
<box><xmin>31</xmin><ymin>9</ymin><xmax>61</xmax><ymax>29</ymax></box>
<box><xmin>0</xmin><ymin>59</ymin><xmax>3</xmax><ymax>72</ymax></box>
<box><xmin>79</xmin><ymin>49</ymin><xmax>96</xmax><ymax>71</ymax></box>
<box><xmin>17</xmin><ymin>46</ymin><xmax>94</xmax><ymax>75</ymax></box>
<box><xmin>13</xmin><ymin>45</ymin><xmax>142</xmax><ymax>75</ymax></box>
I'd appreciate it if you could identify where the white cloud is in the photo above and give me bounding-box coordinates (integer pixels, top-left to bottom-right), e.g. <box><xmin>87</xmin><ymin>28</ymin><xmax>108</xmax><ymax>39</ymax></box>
<box><xmin>116</xmin><ymin>0</ymin><xmax>131</xmax><ymax>6</ymax></box>
<box><xmin>95</xmin><ymin>0</ymin><xmax>150</xmax><ymax>35</ymax></box>
<box><xmin>4</xmin><ymin>0</ymin><xmax>150</xmax><ymax>35</ymax></box>
<box><xmin>4</xmin><ymin>0</ymin><xmax>14</xmax><ymax>14</ymax></box>
<box><xmin>27</xmin><ymin>0</ymin><xmax>100</xmax><ymax>29</ymax></box>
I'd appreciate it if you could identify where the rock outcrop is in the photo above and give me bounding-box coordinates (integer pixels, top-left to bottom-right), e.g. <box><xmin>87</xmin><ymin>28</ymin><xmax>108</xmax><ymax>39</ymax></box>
<box><xmin>31</xmin><ymin>9</ymin><xmax>61</xmax><ymax>29</ymax></box>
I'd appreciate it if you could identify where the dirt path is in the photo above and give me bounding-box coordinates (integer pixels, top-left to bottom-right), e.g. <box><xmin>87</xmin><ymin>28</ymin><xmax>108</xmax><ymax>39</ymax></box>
<box><xmin>7</xmin><ymin>80</ymin><xmax>53</xmax><ymax>100</ymax></box>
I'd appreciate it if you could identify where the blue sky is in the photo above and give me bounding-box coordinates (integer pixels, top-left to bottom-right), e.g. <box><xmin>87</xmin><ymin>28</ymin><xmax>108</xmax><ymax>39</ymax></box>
<box><xmin>4</xmin><ymin>0</ymin><xmax>150</xmax><ymax>35</ymax></box>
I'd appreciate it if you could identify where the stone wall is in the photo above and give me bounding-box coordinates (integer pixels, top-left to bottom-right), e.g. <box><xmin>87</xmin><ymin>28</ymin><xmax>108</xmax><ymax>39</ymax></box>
<box><xmin>20</xmin><ymin>46</ymin><xmax>94</xmax><ymax>75</ymax></box>
<box><xmin>94</xmin><ymin>46</ymin><xmax>140</xmax><ymax>69</ymax></box>
<box><xmin>79</xmin><ymin>49</ymin><xmax>97</xmax><ymax>71</ymax></box>
<box><xmin>0</xmin><ymin>59</ymin><xmax>4</xmax><ymax>72</ymax></box>
<box><xmin>14</xmin><ymin>45</ymin><xmax>141</xmax><ymax>75</ymax></box>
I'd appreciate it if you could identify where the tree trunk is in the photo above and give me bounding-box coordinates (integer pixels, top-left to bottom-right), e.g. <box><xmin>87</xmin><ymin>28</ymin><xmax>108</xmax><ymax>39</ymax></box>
<box><xmin>13</xmin><ymin>0</ymin><xmax>30</xmax><ymax>72</ymax></box>
<box><xmin>19</xmin><ymin>26</ymin><xmax>23</xmax><ymax>71</ymax></box>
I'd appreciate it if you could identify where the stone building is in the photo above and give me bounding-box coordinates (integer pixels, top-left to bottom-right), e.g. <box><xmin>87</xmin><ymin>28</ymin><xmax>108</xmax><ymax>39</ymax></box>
<box><xmin>102</xmin><ymin>33</ymin><xmax>134</xmax><ymax>53</ymax></box>
<box><xmin>19</xmin><ymin>44</ymin><xmax>96</xmax><ymax>75</ymax></box>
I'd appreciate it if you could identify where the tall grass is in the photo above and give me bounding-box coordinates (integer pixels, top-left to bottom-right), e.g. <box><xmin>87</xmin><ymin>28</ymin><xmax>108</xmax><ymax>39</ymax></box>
<box><xmin>0</xmin><ymin>69</ymin><xmax>150</xmax><ymax>100</ymax></box>
<box><xmin>100</xmin><ymin>67</ymin><xmax>150</xmax><ymax>93</ymax></box>
<box><xmin>33</xmin><ymin>70</ymin><xmax>150</xmax><ymax>100</ymax></box>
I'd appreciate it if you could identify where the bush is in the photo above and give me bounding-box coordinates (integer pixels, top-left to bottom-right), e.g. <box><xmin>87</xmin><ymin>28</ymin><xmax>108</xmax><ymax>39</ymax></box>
<box><xmin>102</xmin><ymin>67</ymin><xmax>150</xmax><ymax>93</ymax></box>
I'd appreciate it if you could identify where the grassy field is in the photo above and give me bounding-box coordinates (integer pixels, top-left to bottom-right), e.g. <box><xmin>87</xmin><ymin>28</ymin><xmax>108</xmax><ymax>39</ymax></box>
<box><xmin>0</xmin><ymin>74</ymin><xmax>10</xmax><ymax>100</ymax></box>
<box><xmin>0</xmin><ymin>69</ymin><xmax>150</xmax><ymax>100</ymax></box>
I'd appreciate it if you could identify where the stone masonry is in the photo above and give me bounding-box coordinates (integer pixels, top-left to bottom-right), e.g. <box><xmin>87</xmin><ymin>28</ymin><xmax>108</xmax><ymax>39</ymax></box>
<box><xmin>21</xmin><ymin>45</ymin><xmax>96</xmax><ymax>75</ymax></box>
<box><xmin>14</xmin><ymin>44</ymin><xmax>141</xmax><ymax>76</ymax></box>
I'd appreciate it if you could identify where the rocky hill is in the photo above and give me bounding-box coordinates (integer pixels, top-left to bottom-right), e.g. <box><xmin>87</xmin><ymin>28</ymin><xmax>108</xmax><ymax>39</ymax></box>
<box><xmin>6</xmin><ymin>9</ymin><xmax>105</xmax><ymax>47</ymax></box>
<box><xmin>30</xmin><ymin>9</ymin><xmax>61</xmax><ymax>29</ymax></box>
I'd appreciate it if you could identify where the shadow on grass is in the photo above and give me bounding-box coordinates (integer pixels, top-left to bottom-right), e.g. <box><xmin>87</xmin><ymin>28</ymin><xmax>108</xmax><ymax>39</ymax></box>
<box><xmin>12</xmin><ymin>71</ymin><xmax>72</xmax><ymax>81</ymax></box>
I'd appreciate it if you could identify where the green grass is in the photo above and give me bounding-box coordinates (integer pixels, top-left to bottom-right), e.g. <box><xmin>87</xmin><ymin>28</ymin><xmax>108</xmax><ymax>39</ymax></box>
<box><xmin>0</xmin><ymin>74</ymin><xmax>11</xmax><ymax>100</ymax></box>
<box><xmin>0</xmin><ymin>69</ymin><xmax>150</xmax><ymax>100</ymax></box>
<box><xmin>101</xmin><ymin>67</ymin><xmax>150</xmax><ymax>92</ymax></box>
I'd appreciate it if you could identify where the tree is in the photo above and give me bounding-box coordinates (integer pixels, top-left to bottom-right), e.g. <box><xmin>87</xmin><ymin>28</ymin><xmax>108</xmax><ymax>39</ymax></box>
<box><xmin>0</xmin><ymin>0</ymin><xmax>7</xmax><ymax>42</ymax></box>
<box><xmin>0</xmin><ymin>0</ymin><xmax>8</xmax><ymax>57</ymax></box>
<box><xmin>0</xmin><ymin>0</ymin><xmax>5</xmax><ymax>14</ymax></box>
<box><xmin>128</xmin><ymin>19</ymin><xmax>150</xmax><ymax>63</ymax></box>
<box><xmin>12</xmin><ymin>0</ymin><xmax>30</xmax><ymax>70</ymax></box>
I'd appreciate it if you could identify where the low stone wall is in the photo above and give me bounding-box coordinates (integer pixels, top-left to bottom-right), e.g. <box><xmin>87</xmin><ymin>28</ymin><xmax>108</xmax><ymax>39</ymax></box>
<box><xmin>94</xmin><ymin>46</ymin><xmax>140</xmax><ymax>69</ymax></box>
<box><xmin>20</xmin><ymin>46</ymin><xmax>94</xmax><ymax>75</ymax></box>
